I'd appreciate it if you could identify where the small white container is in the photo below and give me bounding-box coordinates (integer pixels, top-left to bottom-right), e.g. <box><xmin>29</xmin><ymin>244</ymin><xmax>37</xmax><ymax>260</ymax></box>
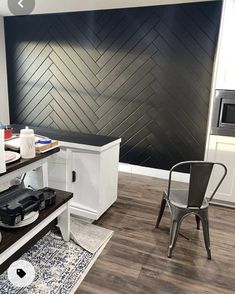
<box><xmin>20</xmin><ymin>127</ymin><xmax>35</xmax><ymax>159</ymax></box>
<box><xmin>0</xmin><ymin>129</ymin><xmax>6</xmax><ymax>174</ymax></box>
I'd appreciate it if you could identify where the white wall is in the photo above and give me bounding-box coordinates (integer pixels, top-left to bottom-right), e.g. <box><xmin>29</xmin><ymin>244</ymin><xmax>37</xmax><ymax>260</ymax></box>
<box><xmin>0</xmin><ymin>0</ymin><xmax>216</xmax><ymax>16</ymax></box>
<box><xmin>205</xmin><ymin>0</ymin><xmax>235</xmax><ymax>157</ymax></box>
<box><xmin>214</xmin><ymin>0</ymin><xmax>235</xmax><ymax>90</ymax></box>
<box><xmin>205</xmin><ymin>0</ymin><xmax>235</xmax><ymax>205</ymax></box>
<box><xmin>0</xmin><ymin>16</ymin><xmax>9</xmax><ymax>124</ymax></box>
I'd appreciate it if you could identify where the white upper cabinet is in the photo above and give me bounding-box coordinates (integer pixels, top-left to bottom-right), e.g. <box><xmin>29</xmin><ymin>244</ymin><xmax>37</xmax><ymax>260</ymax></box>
<box><xmin>215</xmin><ymin>0</ymin><xmax>235</xmax><ymax>90</ymax></box>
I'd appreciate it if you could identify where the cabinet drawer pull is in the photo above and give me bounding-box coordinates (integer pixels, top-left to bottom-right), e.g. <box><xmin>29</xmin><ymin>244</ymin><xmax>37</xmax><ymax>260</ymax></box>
<box><xmin>72</xmin><ymin>171</ymin><xmax>76</xmax><ymax>182</ymax></box>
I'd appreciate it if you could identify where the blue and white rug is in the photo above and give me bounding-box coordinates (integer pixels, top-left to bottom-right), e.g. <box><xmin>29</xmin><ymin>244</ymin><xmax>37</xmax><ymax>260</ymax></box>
<box><xmin>0</xmin><ymin>224</ymin><xmax>112</xmax><ymax>293</ymax></box>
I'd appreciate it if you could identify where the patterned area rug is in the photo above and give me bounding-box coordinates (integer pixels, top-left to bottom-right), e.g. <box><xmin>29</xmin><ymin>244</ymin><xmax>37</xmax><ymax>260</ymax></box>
<box><xmin>0</xmin><ymin>227</ymin><xmax>111</xmax><ymax>293</ymax></box>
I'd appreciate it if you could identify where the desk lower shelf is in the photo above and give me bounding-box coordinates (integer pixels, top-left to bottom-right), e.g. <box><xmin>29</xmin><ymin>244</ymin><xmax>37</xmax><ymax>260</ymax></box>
<box><xmin>0</xmin><ymin>189</ymin><xmax>73</xmax><ymax>274</ymax></box>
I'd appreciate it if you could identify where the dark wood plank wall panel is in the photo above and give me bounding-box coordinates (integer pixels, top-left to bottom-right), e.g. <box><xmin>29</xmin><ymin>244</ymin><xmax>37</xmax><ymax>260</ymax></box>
<box><xmin>4</xmin><ymin>2</ymin><xmax>222</xmax><ymax>170</ymax></box>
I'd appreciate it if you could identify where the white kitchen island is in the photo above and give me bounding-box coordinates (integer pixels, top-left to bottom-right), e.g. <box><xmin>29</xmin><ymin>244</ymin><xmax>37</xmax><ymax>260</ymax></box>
<box><xmin>12</xmin><ymin>125</ymin><xmax>121</xmax><ymax>220</ymax></box>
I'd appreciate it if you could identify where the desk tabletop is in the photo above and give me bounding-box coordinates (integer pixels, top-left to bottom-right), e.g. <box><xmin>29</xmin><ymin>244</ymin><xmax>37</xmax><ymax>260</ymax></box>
<box><xmin>0</xmin><ymin>189</ymin><xmax>73</xmax><ymax>255</ymax></box>
<box><xmin>1</xmin><ymin>147</ymin><xmax>60</xmax><ymax>177</ymax></box>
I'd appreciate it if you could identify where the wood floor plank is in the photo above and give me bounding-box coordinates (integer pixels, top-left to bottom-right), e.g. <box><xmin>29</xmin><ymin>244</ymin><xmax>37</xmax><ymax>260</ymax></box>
<box><xmin>77</xmin><ymin>172</ymin><xmax>235</xmax><ymax>294</ymax></box>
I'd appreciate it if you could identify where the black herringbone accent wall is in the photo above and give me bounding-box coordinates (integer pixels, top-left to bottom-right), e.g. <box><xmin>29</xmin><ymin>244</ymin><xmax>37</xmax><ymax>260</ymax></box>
<box><xmin>5</xmin><ymin>2</ymin><xmax>222</xmax><ymax>170</ymax></box>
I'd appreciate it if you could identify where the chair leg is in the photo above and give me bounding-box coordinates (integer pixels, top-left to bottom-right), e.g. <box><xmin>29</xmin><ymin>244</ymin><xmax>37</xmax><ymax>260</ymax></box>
<box><xmin>156</xmin><ymin>196</ymin><xmax>166</xmax><ymax>228</ymax></box>
<box><xmin>200</xmin><ymin>210</ymin><xmax>211</xmax><ymax>260</ymax></box>
<box><xmin>195</xmin><ymin>215</ymin><xmax>200</xmax><ymax>230</ymax></box>
<box><xmin>168</xmin><ymin>208</ymin><xmax>184</xmax><ymax>258</ymax></box>
<box><xmin>168</xmin><ymin>219</ymin><xmax>181</xmax><ymax>258</ymax></box>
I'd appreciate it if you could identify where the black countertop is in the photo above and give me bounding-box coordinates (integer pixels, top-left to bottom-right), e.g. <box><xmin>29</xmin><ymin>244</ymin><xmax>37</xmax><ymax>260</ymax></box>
<box><xmin>11</xmin><ymin>125</ymin><xmax>120</xmax><ymax>147</ymax></box>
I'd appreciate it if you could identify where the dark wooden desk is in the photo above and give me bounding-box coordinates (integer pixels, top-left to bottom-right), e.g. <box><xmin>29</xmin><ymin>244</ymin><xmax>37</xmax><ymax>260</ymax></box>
<box><xmin>2</xmin><ymin>147</ymin><xmax>60</xmax><ymax>175</ymax></box>
<box><xmin>0</xmin><ymin>147</ymin><xmax>60</xmax><ymax>188</ymax></box>
<box><xmin>0</xmin><ymin>189</ymin><xmax>73</xmax><ymax>274</ymax></box>
<box><xmin>0</xmin><ymin>147</ymin><xmax>73</xmax><ymax>274</ymax></box>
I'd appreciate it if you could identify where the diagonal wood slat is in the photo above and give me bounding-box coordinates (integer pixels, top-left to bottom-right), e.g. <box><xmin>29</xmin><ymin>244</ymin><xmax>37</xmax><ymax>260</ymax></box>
<box><xmin>5</xmin><ymin>2</ymin><xmax>222</xmax><ymax>170</ymax></box>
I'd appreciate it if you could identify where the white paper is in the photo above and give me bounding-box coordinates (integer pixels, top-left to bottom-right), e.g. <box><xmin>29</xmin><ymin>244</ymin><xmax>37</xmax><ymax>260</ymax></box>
<box><xmin>0</xmin><ymin>129</ymin><xmax>6</xmax><ymax>174</ymax></box>
<box><xmin>5</xmin><ymin>136</ymin><xmax>45</xmax><ymax>151</ymax></box>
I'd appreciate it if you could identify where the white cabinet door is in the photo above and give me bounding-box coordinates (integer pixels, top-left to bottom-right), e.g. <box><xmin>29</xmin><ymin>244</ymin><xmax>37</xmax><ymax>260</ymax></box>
<box><xmin>69</xmin><ymin>143</ymin><xmax>120</xmax><ymax>219</ymax></box>
<box><xmin>206</xmin><ymin>135</ymin><xmax>235</xmax><ymax>204</ymax></box>
<box><xmin>70</xmin><ymin>150</ymin><xmax>100</xmax><ymax>218</ymax></box>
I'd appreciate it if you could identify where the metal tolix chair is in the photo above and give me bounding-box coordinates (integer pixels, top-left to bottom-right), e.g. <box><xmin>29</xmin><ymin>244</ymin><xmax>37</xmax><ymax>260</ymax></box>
<box><xmin>155</xmin><ymin>161</ymin><xmax>227</xmax><ymax>259</ymax></box>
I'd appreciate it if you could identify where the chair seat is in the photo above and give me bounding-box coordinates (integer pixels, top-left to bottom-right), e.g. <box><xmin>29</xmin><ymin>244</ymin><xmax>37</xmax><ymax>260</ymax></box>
<box><xmin>167</xmin><ymin>189</ymin><xmax>209</xmax><ymax>209</ymax></box>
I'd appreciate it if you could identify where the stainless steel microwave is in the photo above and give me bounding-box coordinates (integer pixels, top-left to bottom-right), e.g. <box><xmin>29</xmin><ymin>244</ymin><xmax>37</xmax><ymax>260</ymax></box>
<box><xmin>211</xmin><ymin>90</ymin><xmax>235</xmax><ymax>136</ymax></box>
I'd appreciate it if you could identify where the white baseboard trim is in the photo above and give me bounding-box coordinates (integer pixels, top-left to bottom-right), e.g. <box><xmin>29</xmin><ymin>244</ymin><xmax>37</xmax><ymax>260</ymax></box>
<box><xmin>119</xmin><ymin>162</ymin><xmax>189</xmax><ymax>183</ymax></box>
<box><xmin>210</xmin><ymin>199</ymin><xmax>235</xmax><ymax>209</ymax></box>
<box><xmin>70</xmin><ymin>202</ymin><xmax>98</xmax><ymax>220</ymax></box>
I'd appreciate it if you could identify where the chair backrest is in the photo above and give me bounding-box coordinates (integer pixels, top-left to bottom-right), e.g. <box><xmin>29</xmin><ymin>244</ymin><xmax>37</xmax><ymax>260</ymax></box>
<box><xmin>167</xmin><ymin>161</ymin><xmax>227</xmax><ymax>208</ymax></box>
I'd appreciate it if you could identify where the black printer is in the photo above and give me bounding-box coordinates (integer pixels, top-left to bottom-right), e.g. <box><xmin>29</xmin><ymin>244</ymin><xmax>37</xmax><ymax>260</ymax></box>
<box><xmin>0</xmin><ymin>186</ymin><xmax>56</xmax><ymax>226</ymax></box>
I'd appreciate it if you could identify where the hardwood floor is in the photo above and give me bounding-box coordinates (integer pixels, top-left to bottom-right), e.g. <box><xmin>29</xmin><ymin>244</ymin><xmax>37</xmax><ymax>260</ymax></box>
<box><xmin>77</xmin><ymin>172</ymin><xmax>235</xmax><ymax>294</ymax></box>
